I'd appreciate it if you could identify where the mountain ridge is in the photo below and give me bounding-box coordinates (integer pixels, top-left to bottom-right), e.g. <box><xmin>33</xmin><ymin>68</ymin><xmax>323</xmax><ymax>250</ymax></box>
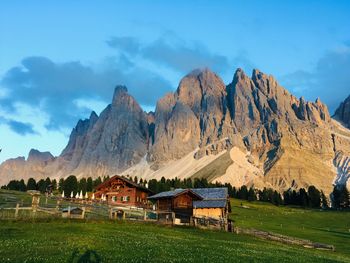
<box><xmin>1</xmin><ymin>67</ymin><xmax>349</xmax><ymax>194</ymax></box>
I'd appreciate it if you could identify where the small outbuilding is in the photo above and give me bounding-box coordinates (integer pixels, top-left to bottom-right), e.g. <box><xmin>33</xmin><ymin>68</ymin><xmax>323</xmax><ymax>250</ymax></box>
<box><xmin>192</xmin><ymin>188</ymin><xmax>231</xmax><ymax>219</ymax></box>
<box><xmin>62</xmin><ymin>207</ymin><xmax>85</xmax><ymax>219</ymax></box>
<box><xmin>148</xmin><ymin>187</ymin><xmax>230</xmax><ymax>226</ymax></box>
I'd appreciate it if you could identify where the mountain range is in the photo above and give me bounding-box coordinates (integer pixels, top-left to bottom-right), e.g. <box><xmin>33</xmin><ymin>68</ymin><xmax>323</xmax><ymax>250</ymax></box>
<box><xmin>1</xmin><ymin>68</ymin><xmax>349</xmax><ymax>194</ymax></box>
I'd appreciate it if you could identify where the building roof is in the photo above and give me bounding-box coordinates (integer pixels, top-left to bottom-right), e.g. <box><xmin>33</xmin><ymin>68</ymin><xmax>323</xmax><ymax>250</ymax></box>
<box><xmin>193</xmin><ymin>199</ymin><xmax>227</xmax><ymax>208</ymax></box>
<box><xmin>191</xmin><ymin>188</ymin><xmax>227</xmax><ymax>200</ymax></box>
<box><xmin>192</xmin><ymin>188</ymin><xmax>228</xmax><ymax>209</ymax></box>
<box><xmin>148</xmin><ymin>187</ymin><xmax>228</xmax><ymax>209</ymax></box>
<box><xmin>95</xmin><ymin>175</ymin><xmax>153</xmax><ymax>193</ymax></box>
<box><xmin>147</xmin><ymin>188</ymin><xmax>203</xmax><ymax>200</ymax></box>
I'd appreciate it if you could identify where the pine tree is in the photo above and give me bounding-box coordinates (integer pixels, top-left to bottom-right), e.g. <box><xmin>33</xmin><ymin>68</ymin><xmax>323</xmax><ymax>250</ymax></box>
<box><xmin>37</xmin><ymin>179</ymin><xmax>47</xmax><ymax>193</ymax></box>
<box><xmin>308</xmin><ymin>185</ymin><xmax>321</xmax><ymax>208</ymax></box>
<box><xmin>18</xmin><ymin>179</ymin><xmax>26</xmax><ymax>192</ymax></box>
<box><xmin>58</xmin><ymin>178</ymin><xmax>64</xmax><ymax>192</ymax></box>
<box><xmin>86</xmin><ymin>177</ymin><xmax>93</xmax><ymax>192</ymax></box>
<box><xmin>320</xmin><ymin>191</ymin><xmax>328</xmax><ymax>209</ymax></box>
<box><xmin>63</xmin><ymin>175</ymin><xmax>78</xmax><ymax>197</ymax></box>
<box><xmin>247</xmin><ymin>187</ymin><xmax>257</xmax><ymax>202</ymax></box>
<box><xmin>26</xmin><ymin>178</ymin><xmax>37</xmax><ymax>190</ymax></box>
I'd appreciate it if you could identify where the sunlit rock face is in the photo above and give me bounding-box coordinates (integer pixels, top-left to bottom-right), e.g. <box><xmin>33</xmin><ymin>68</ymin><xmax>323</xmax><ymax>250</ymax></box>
<box><xmin>334</xmin><ymin>95</ymin><xmax>350</xmax><ymax>128</ymax></box>
<box><xmin>1</xmin><ymin>68</ymin><xmax>350</xmax><ymax>195</ymax></box>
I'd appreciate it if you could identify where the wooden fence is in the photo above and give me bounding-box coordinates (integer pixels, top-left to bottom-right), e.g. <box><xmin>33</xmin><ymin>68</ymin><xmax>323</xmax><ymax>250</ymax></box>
<box><xmin>235</xmin><ymin>227</ymin><xmax>335</xmax><ymax>251</ymax></box>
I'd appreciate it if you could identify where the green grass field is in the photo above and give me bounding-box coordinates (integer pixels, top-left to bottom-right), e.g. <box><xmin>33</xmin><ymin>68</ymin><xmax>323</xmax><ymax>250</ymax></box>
<box><xmin>230</xmin><ymin>199</ymin><xmax>350</xmax><ymax>259</ymax></box>
<box><xmin>0</xmin><ymin>190</ymin><xmax>349</xmax><ymax>262</ymax></box>
<box><xmin>0</xmin><ymin>220</ymin><xmax>349</xmax><ymax>263</ymax></box>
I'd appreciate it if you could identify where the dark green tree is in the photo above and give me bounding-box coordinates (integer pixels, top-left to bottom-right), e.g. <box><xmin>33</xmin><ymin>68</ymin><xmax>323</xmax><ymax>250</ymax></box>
<box><xmin>51</xmin><ymin>179</ymin><xmax>57</xmax><ymax>190</ymax></box>
<box><xmin>63</xmin><ymin>175</ymin><xmax>78</xmax><ymax>197</ymax></box>
<box><xmin>299</xmin><ymin>188</ymin><xmax>309</xmax><ymax>207</ymax></box>
<box><xmin>26</xmin><ymin>178</ymin><xmax>37</xmax><ymax>190</ymax></box>
<box><xmin>18</xmin><ymin>179</ymin><xmax>26</xmax><ymax>192</ymax></box>
<box><xmin>79</xmin><ymin>178</ymin><xmax>87</xmax><ymax>194</ymax></box>
<box><xmin>37</xmin><ymin>179</ymin><xmax>47</xmax><ymax>193</ymax></box>
<box><xmin>58</xmin><ymin>178</ymin><xmax>64</xmax><ymax>192</ymax></box>
<box><xmin>320</xmin><ymin>191</ymin><xmax>328</xmax><ymax>209</ymax></box>
<box><xmin>247</xmin><ymin>187</ymin><xmax>257</xmax><ymax>202</ymax></box>
<box><xmin>308</xmin><ymin>185</ymin><xmax>321</xmax><ymax>208</ymax></box>
<box><xmin>86</xmin><ymin>177</ymin><xmax>93</xmax><ymax>192</ymax></box>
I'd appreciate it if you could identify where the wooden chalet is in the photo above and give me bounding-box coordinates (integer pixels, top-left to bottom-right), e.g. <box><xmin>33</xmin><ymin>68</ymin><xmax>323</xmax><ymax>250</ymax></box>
<box><xmin>191</xmin><ymin>188</ymin><xmax>231</xmax><ymax>219</ymax></box>
<box><xmin>148</xmin><ymin>188</ymin><xmax>230</xmax><ymax>225</ymax></box>
<box><xmin>94</xmin><ymin>175</ymin><xmax>152</xmax><ymax>208</ymax></box>
<box><xmin>148</xmin><ymin>189</ymin><xmax>203</xmax><ymax>223</ymax></box>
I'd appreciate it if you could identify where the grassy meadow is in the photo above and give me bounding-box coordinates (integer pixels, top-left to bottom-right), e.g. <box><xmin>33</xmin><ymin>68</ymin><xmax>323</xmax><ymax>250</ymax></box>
<box><xmin>0</xmin><ymin>190</ymin><xmax>349</xmax><ymax>262</ymax></box>
<box><xmin>231</xmin><ymin>198</ymin><xmax>350</xmax><ymax>259</ymax></box>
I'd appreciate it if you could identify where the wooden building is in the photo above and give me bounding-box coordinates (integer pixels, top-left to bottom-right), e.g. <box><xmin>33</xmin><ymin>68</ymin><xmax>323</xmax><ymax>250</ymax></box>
<box><xmin>62</xmin><ymin>207</ymin><xmax>85</xmax><ymax>219</ymax></box>
<box><xmin>191</xmin><ymin>188</ymin><xmax>230</xmax><ymax>220</ymax></box>
<box><xmin>94</xmin><ymin>175</ymin><xmax>152</xmax><ymax>208</ymax></box>
<box><xmin>148</xmin><ymin>189</ymin><xmax>203</xmax><ymax>223</ymax></box>
<box><xmin>148</xmin><ymin>187</ymin><xmax>230</xmax><ymax>224</ymax></box>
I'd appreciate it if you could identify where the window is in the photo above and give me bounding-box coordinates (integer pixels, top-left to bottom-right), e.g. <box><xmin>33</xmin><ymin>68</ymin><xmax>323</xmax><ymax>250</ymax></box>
<box><xmin>112</xmin><ymin>196</ymin><xmax>116</xmax><ymax>202</ymax></box>
<box><xmin>122</xmin><ymin>196</ymin><xmax>130</xmax><ymax>202</ymax></box>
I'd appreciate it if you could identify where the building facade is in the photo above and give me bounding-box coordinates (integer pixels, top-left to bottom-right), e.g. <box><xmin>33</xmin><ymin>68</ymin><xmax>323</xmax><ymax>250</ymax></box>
<box><xmin>148</xmin><ymin>187</ymin><xmax>230</xmax><ymax>224</ymax></box>
<box><xmin>94</xmin><ymin>175</ymin><xmax>152</xmax><ymax>207</ymax></box>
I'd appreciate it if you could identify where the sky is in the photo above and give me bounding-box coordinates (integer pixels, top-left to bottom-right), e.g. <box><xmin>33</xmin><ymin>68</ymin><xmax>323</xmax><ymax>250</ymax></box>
<box><xmin>0</xmin><ymin>0</ymin><xmax>349</xmax><ymax>163</ymax></box>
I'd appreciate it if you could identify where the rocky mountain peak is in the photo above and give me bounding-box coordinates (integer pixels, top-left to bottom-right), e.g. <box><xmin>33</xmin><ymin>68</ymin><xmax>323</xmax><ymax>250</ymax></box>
<box><xmin>27</xmin><ymin>149</ymin><xmax>54</xmax><ymax>163</ymax></box>
<box><xmin>112</xmin><ymin>85</ymin><xmax>128</xmax><ymax>105</ymax></box>
<box><xmin>334</xmin><ymin>95</ymin><xmax>350</xmax><ymax>128</ymax></box>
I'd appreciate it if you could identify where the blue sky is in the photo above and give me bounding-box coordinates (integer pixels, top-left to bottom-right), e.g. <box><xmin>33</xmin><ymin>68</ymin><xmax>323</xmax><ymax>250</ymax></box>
<box><xmin>0</xmin><ymin>0</ymin><xmax>350</xmax><ymax>162</ymax></box>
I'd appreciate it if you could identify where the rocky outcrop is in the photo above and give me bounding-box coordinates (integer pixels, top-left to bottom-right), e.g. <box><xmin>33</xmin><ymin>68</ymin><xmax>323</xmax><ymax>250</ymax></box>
<box><xmin>0</xmin><ymin>150</ymin><xmax>55</xmax><ymax>186</ymax></box>
<box><xmin>55</xmin><ymin>85</ymin><xmax>150</xmax><ymax>178</ymax></box>
<box><xmin>334</xmin><ymin>95</ymin><xmax>350</xmax><ymax>128</ymax></box>
<box><xmin>1</xmin><ymin>68</ymin><xmax>349</xmax><ymax>194</ymax></box>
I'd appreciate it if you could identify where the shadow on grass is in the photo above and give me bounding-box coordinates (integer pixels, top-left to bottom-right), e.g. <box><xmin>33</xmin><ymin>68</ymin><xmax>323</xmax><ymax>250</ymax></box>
<box><xmin>67</xmin><ymin>249</ymin><xmax>102</xmax><ymax>263</ymax></box>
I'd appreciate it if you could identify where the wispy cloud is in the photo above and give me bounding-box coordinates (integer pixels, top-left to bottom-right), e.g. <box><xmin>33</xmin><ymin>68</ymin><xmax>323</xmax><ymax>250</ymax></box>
<box><xmin>0</xmin><ymin>116</ymin><xmax>37</xmax><ymax>135</ymax></box>
<box><xmin>106</xmin><ymin>35</ymin><xmax>230</xmax><ymax>74</ymax></box>
<box><xmin>281</xmin><ymin>42</ymin><xmax>350</xmax><ymax>113</ymax></box>
<box><xmin>0</xmin><ymin>55</ymin><xmax>172</xmax><ymax>131</ymax></box>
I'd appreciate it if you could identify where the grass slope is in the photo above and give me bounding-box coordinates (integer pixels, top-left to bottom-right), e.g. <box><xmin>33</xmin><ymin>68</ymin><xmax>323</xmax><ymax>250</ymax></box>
<box><xmin>231</xmin><ymin>199</ymin><xmax>350</xmax><ymax>259</ymax></box>
<box><xmin>0</xmin><ymin>220</ymin><xmax>348</xmax><ymax>263</ymax></box>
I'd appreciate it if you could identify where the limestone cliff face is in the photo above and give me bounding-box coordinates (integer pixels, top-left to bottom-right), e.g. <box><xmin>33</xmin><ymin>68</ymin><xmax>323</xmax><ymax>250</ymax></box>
<box><xmin>334</xmin><ymin>95</ymin><xmax>350</xmax><ymax>128</ymax></box>
<box><xmin>55</xmin><ymin>85</ymin><xmax>150</xmax><ymax>178</ymax></box>
<box><xmin>1</xmin><ymin>68</ymin><xmax>349</xmax><ymax>194</ymax></box>
<box><xmin>0</xmin><ymin>150</ymin><xmax>55</xmax><ymax>185</ymax></box>
<box><xmin>149</xmin><ymin>69</ymin><xmax>241</xmax><ymax>168</ymax></box>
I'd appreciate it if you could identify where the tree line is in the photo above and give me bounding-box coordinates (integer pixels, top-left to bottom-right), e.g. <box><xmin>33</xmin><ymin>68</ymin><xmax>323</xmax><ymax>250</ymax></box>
<box><xmin>2</xmin><ymin>175</ymin><xmax>349</xmax><ymax>209</ymax></box>
<box><xmin>146</xmin><ymin>177</ymin><xmax>349</xmax><ymax>209</ymax></box>
<box><xmin>1</xmin><ymin>175</ymin><xmax>110</xmax><ymax>197</ymax></box>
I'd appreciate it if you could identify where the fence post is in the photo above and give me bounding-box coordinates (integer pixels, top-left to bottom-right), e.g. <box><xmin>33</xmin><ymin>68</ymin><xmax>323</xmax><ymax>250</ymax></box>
<box><xmin>172</xmin><ymin>212</ymin><xmax>175</xmax><ymax>225</ymax></box>
<box><xmin>82</xmin><ymin>207</ymin><xmax>86</xmax><ymax>219</ymax></box>
<box><xmin>15</xmin><ymin>203</ymin><xmax>19</xmax><ymax>218</ymax></box>
<box><xmin>68</xmin><ymin>206</ymin><xmax>71</xmax><ymax>218</ymax></box>
<box><xmin>123</xmin><ymin>211</ymin><xmax>126</xmax><ymax>220</ymax></box>
<box><xmin>143</xmin><ymin>210</ymin><xmax>147</xmax><ymax>221</ymax></box>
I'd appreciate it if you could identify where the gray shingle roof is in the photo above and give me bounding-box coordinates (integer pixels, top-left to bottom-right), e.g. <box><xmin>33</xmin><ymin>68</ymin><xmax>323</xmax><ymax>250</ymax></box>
<box><xmin>193</xmin><ymin>199</ymin><xmax>227</xmax><ymax>208</ymax></box>
<box><xmin>191</xmin><ymin>188</ymin><xmax>227</xmax><ymax>200</ymax></box>
<box><xmin>192</xmin><ymin>188</ymin><xmax>228</xmax><ymax>209</ymax></box>
<box><xmin>148</xmin><ymin>187</ymin><xmax>228</xmax><ymax>209</ymax></box>
<box><xmin>147</xmin><ymin>189</ymin><xmax>186</xmax><ymax>199</ymax></box>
